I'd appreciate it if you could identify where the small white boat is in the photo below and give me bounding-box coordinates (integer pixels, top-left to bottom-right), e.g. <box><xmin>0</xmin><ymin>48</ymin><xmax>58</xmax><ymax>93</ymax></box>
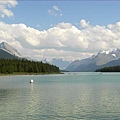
<box><xmin>30</xmin><ymin>79</ymin><xmax>34</xmax><ymax>83</ymax></box>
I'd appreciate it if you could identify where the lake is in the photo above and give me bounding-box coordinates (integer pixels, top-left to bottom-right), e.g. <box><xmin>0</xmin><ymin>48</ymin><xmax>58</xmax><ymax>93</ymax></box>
<box><xmin>1</xmin><ymin>72</ymin><xmax>120</xmax><ymax>120</ymax></box>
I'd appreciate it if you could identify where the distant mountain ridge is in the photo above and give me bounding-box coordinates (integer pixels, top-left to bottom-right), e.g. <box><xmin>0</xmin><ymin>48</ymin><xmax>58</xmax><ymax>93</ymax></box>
<box><xmin>0</xmin><ymin>42</ymin><xmax>22</xmax><ymax>59</ymax></box>
<box><xmin>66</xmin><ymin>49</ymin><xmax>120</xmax><ymax>72</ymax></box>
<box><xmin>2</xmin><ymin>41</ymin><xmax>120</xmax><ymax>72</ymax></box>
<box><xmin>49</xmin><ymin>58</ymin><xmax>71</xmax><ymax>70</ymax></box>
<box><xmin>0</xmin><ymin>42</ymin><xmax>71</xmax><ymax>70</ymax></box>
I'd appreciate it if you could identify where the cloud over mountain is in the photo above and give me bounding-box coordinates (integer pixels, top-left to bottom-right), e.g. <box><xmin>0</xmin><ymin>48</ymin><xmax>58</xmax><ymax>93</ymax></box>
<box><xmin>0</xmin><ymin>20</ymin><xmax>120</xmax><ymax>61</ymax></box>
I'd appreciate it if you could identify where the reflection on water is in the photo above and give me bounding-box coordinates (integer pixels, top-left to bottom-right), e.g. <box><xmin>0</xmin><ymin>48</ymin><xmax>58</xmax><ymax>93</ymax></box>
<box><xmin>0</xmin><ymin>73</ymin><xmax>120</xmax><ymax>119</ymax></box>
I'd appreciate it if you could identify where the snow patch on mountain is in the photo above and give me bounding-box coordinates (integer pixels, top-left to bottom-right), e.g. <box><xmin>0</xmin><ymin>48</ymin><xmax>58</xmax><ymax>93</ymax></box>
<box><xmin>97</xmin><ymin>50</ymin><xmax>110</xmax><ymax>55</ymax></box>
<box><xmin>112</xmin><ymin>54</ymin><xmax>116</xmax><ymax>57</ymax></box>
<box><xmin>105</xmin><ymin>51</ymin><xmax>110</xmax><ymax>54</ymax></box>
<box><xmin>0</xmin><ymin>42</ymin><xmax>22</xmax><ymax>58</ymax></box>
<box><xmin>66</xmin><ymin>48</ymin><xmax>120</xmax><ymax>72</ymax></box>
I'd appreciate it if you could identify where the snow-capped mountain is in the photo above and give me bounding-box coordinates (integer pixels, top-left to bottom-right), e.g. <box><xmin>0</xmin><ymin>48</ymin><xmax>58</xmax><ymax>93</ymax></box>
<box><xmin>0</xmin><ymin>42</ymin><xmax>71</xmax><ymax>69</ymax></box>
<box><xmin>0</xmin><ymin>42</ymin><xmax>22</xmax><ymax>59</ymax></box>
<box><xmin>66</xmin><ymin>49</ymin><xmax>120</xmax><ymax>72</ymax></box>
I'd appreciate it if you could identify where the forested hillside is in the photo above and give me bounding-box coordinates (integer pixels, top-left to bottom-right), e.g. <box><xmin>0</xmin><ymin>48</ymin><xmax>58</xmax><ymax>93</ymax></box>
<box><xmin>95</xmin><ymin>66</ymin><xmax>120</xmax><ymax>72</ymax></box>
<box><xmin>0</xmin><ymin>59</ymin><xmax>60</xmax><ymax>74</ymax></box>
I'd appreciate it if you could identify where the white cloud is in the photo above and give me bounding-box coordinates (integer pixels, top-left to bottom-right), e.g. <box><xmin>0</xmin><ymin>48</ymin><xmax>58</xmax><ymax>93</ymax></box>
<box><xmin>108</xmin><ymin>22</ymin><xmax>120</xmax><ymax>33</ymax></box>
<box><xmin>0</xmin><ymin>0</ymin><xmax>18</xmax><ymax>18</ymax></box>
<box><xmin>27</xmin><ymin>49</ymin><xmax>92</xmax><ymax>61</ymax></box>
<box><xmin>48</xmin><ymin>5</ymin><xmax>62</xmax><ymax>17</ymax></box>
<box><xmin>1</xmin><ymin>20</ymin><xmax>120</xmax><ymax>61</ymax></box>
<box><xmin>56</xmin><ymin>22</ymin><xmax>72</xmax><ymax>29</ymax></box>
<box><xmin>80</xmin><ymin>19</ymin><xmax>90</xmax><ymax>28</ymax></box>
<box><xmin>48</xmin><ymin>9</ymin><xmax>57</xmax><ymax>17</ymax></box>
<box><xmin>53</xmin><ymin>5</ymin><xmax>60</xmax><ymax>11</ymax></box>
<box><xmin>2</xmin><ymin>8</ymin><xmax>13</xmax><ymax>17</ymax></box>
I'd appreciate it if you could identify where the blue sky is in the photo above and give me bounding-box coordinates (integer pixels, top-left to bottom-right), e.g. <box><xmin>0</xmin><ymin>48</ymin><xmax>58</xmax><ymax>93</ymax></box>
<box><xmin>1</xmin><ymin>0</ymin><xmax>120</xmax><ymax>61</ymax></box>
<box><xmin>3</xmin><ymin>1</ymin><xmax>120</xmax><ymax>30</ymax></box>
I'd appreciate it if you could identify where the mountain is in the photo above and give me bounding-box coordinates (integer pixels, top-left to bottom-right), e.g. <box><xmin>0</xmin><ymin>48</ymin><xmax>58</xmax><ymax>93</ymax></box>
<box><xmin>50</xmin><ymin>58</ymin><xmax>71</xmax><ymax>70</ymax></box>
<box><xmin>0</xmin><ymin>42</ymin><xmax>22</xmax><ymax>59</ymax></box>
<box><xmin>99</xmin><ymin>57</ymin><xmax>120</xmax><ymax>69</ymax></box>
<box><xmin>41</xmin><ymin>59</ymin><xmax>48</xmax><ymax>63</ymax></box>
<box><xmin>0</xmin><ymin>42</ymin><xmax>71</xmax><ymax>69</ymax></box>
<box><xmin>66</xmin><ymin>49</ymin><xmax>120</xmax><ymax>72</ymax></box>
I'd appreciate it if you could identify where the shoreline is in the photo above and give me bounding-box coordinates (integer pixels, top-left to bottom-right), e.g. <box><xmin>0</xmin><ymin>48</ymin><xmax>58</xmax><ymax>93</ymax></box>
<box><xmin>0</xmin><ymin>72</ymin><xmax>63</xmax><ymax>76</ymax></box>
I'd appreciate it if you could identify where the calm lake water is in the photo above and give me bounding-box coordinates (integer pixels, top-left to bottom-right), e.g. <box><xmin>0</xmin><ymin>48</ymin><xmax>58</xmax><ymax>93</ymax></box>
<box><xmin>1</xmin><ymin>72</ymin><xmax>120</xmax><ymax>120</ymax></box>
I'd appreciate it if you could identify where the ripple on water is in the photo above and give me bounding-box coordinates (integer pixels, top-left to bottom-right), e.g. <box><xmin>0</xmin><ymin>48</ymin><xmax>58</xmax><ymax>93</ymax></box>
<box><xmin>1</xmin><ymin>74</ymin><xmax>120</xmax><ymax>119</ymax></box>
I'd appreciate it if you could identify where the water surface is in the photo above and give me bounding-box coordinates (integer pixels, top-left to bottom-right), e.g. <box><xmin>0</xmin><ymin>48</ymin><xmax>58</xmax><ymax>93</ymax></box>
<box><xmin>0</xmin><ymin>72</ymin><xmax>120</xmax><ymax>120</ymax></box>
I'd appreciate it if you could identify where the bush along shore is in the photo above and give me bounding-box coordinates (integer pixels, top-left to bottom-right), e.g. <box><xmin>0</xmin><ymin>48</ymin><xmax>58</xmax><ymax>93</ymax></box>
<box><xmin>0</xmin><ymin>59</ymin><xmax>60</xmax><ymax>75</ymax></box>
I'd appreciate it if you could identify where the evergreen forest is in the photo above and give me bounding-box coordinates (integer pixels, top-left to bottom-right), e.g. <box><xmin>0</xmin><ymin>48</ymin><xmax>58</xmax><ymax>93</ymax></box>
<box><xmin>0</xmin><ymin>59</ymin><xmax>60</xmax><ymax>74</ymax></box>
<box><xmin>95</xmin><ymin>66</ymin><xmax>120</xmax><ymax>72</ymax></box>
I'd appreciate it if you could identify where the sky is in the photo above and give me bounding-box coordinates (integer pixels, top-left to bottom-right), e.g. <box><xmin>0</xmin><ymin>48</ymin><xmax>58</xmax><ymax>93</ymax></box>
<box><xmin>0</xmin><ymin>0</ymin><xmax>120</xmax><ymax>61</ymax></box>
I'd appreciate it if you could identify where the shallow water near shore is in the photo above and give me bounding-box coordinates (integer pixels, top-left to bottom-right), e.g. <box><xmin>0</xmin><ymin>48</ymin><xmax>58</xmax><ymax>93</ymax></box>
<box><xmin>1</xmin><ymin>72</ymin><xmax>120</xmax><ymax>120</ymax></box>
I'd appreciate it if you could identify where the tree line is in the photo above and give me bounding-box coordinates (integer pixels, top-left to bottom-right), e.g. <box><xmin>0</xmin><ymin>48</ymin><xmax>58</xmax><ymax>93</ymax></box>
<box><xmin>0</xmin><ymin>59</ymin><xmax>60</xmax><ymax>74</ymax></box>
<box><xmin>95</xmin><ymin>66</ymin><xmax>120</xmax><ymax>72</ymax></box>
